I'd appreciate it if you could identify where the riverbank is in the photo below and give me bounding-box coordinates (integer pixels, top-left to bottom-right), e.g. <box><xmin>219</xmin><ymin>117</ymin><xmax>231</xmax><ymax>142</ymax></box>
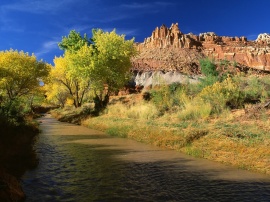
<box><xmin>0</xmin><ymin>118</ymin><xmax>39</xmax><ymax>201</ymax></box>
<box><xmin>51</xmin><ymin>93</ymin><xmax>270</xmax><ymax>175</ymax></box>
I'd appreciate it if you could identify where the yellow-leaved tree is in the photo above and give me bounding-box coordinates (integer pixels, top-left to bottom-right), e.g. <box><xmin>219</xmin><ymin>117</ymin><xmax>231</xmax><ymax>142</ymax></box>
<box><xmin>47</xmin><ymin>29</ymin><xmax>137</xmax><ymax>112</ymax></box>
<box><xmin>90</xmin><ymin>29</ymin><xmax>137</xmax><ymax>112</ymax></box>
<box><xmin>48</xmin><ymin>53</ymin><xmax>92</xmax><ymax>108</ymax></box>
<box><xmin>0</xmin><ymin>49</ymin><xmax>50</xmax><ymax>118</ymax></box>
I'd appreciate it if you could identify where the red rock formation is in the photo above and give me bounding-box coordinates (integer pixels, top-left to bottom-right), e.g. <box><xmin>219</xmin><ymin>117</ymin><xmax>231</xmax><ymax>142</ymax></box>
<box><xmin>256</xmin><ymin>33</ymin><xmax>270</xmax><ymax>45</ymax></box>
<box><xmin>137</xmin><ymin>23</ymin><xmax>201</xmax><ymax>50</ymax></box>
<box><xmin>132</xmin><ymin>23</ymin><xmax>270</xmax><ymax>72</ymax></box>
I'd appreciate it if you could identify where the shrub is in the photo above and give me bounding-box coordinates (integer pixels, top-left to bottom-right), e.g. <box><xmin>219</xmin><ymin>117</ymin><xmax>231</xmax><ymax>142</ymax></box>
<box><xmin>219</xmin><ymin>59</ymin><xmax>230</xmax><ymax>67</ymax></box>
<box><xmin>149</xmin><ymin>83</ymin><xmax>189</xmax><ymax>114</ymax></box>
<box><xmin>198</xmin><ymin>75</ymin><xmax>219</xmax><ymax>90</ymax></box>
<box><xmin>240</xmin><ymin>75</ymin><xmax>270</xmax><ymax>103</ymax></box>
<box><xmin>199</xmin><ymin>58</ymin><xmax>218</xmax><ymax>77</ymax></box>
<box><xmin>198</xmin><ymin>77</ymin><xmax>244</xmax><ymax>114</ymax></box>
<box><xmin>149</xmin><ymin>85</ymin><xmax>171</xmax><ymax>113</ymax></box>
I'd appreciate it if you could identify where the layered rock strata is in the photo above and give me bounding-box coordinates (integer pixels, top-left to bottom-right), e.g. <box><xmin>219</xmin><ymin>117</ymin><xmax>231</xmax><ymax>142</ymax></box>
<box><xmin>132</xmin><ymin>23</ymin><xmax>270</xmax><ymax>74</ymax></box>
<box><xmin>133</xmin><ymin>71</ymin><xmax>201</xmax><ymax>88</ymax></box>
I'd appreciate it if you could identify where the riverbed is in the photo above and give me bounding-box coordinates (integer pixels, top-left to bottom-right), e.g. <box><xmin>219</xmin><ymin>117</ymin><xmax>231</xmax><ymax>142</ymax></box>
<box><xmin>22</xmin><ymin>114</ymin><xmax>270</xmax><ymax>201</ymax></box>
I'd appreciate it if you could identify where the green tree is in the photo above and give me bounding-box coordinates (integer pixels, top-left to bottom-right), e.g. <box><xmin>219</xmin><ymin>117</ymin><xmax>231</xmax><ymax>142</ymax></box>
<box><xmin>58</xmin><ymin>30</ymin><xmax>90</xmax><ymax>52</ymax></box>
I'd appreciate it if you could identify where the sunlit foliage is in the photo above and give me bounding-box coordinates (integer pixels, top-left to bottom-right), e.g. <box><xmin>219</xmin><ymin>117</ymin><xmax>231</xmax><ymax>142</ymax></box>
<box><xmin>46</xmin><ymin>29</ymin><xmax>137</xmax><ymax>111</ymax></box>
<box><xmin>58</xmin><ymin>30</ymin><xmax>90</xmax><ymax>52</ymax></box>
<box><xmin>0</xmin><ymin>49</ymin><xmax>50</xmax><ymax>120</ymax></box>
<box><xmin>0</xmin><ymin>50</ymin><xmax>50</xmax><ymax>100</ymax></box>
<box><xmin>47</xmin><ymin>54</ymin><xmax>91</xmax><ymax>108</ymax></box>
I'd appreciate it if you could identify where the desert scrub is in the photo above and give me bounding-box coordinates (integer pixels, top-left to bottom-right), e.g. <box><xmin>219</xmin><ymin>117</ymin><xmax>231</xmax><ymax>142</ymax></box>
<box><xmin>198</xmin><ymin>76</ymin><xmax>244</xmax><ymax>113</ymax></box>
<box><xmin>199</xmin><ymin>58</ymin><xmax>218</xmax><ymax>77</ymax></box>
<box><xmin>149</xmin><ymin>83</ymin><xmax>191</xmax><ymax>114</ymax></box>
<box><xmin>237</xmin><ymin>75</ymin><xmax>270</xmax><ymax>103</ymax></box>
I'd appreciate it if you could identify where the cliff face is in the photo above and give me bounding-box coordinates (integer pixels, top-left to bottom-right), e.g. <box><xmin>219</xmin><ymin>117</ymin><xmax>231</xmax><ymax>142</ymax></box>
<box><xmin>132</xmin><ymin>23</ymin><xmax>270</xmax><ymax>72</ymax></box>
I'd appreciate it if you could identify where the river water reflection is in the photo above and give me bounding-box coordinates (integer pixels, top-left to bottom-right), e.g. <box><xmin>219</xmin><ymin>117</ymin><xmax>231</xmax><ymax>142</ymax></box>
<box><xmin>22</xmin><ymin>114</ymin><xmax>270</xmax><ymax>201</ymax></box>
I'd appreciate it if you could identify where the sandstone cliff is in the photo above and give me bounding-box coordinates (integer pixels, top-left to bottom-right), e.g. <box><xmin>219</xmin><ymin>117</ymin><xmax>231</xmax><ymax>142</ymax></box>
<box><xmin>132</xmin><ymin>23</ymin><xmax>270</xmax><ymax>73</ymax></box>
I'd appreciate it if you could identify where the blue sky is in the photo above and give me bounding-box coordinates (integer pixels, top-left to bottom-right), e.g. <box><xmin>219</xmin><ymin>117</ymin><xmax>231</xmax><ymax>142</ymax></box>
<box><xmin>0</xmin><ymin>0</ymin><xmax>270</xmax><ymax>64</ymax></box>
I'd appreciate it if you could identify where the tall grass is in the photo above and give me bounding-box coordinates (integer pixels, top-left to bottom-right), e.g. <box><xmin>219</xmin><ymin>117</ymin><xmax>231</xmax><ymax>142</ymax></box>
<box><xmin>105</xmin><ymin>102</ymin><xmax>159</xmax><ymax>120</ymax></box>
<box><xmin>177</xmin><ymin>99</ymin><xmax>212</xmax><ymax>120</ymax></box>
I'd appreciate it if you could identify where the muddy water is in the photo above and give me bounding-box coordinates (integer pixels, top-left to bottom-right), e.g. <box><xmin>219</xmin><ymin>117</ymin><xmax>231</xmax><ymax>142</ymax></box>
<box><xmin>22</xmin><ymin>114</ymin><xmax>270</xmax><ymax>201</ymax></box>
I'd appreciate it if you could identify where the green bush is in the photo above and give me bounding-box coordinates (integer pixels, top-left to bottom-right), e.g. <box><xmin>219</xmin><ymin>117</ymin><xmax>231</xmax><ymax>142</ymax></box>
<box><xmin>199</xmin><ymin>58</ymin><xmax>218</xmax><ymax>77</ymax></box>
<box><xmin>150</xmin><ymin>85</ymin><xmax>173</xmax><ymax>114</ymax></box>
<box><xmin>150</xmin><ymin>83</ymin><xmax>189</xmax><ymax>114</ymax></box>
<box><xmin>0</xmin><ymin>99</ymin><xmax>26</xmax><ymax>125</ymax></box>
<box><xmin>240</xmin><ymin>75</ymin><xmax>270</xmax><ymax>103</ymax></box>
<box><xmin>198</xmin><ymin>75</ymin><xmax>219</xmax><ymax>90</ymax></box>
<box><xmin>219</xmin><ymin>59</ymin><xmax>230</xmax><ymax>67</ymax></box>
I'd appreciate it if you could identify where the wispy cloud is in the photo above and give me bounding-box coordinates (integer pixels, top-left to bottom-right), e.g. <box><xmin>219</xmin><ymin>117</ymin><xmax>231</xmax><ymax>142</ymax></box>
<box><xmin>91</xmin><ymin>15</ymin><xmax>129</xmax><ymax>24</ymax></box>
<box><xmin>120</xmin><ymin>3</ymin><xmax>153</xmax><ymax>9</ymax></box>
<box><xmin>0</xmin><ymin>25</ymin><xmax>24</xmax><ymax>32</ymax></box>
<box><xmin>1</xmin><ymin>0</ymin><xmax>76</xmax><ymax>14</ymax></box>
<box><xmin>101</xmin><ymin>27</ymin><xmax>138</xmax><ymax>37</ymax></box>
<box><xmin>155</xmin><ymin>2</ymin><xmax>175</xmax><ymax>6</ymax></box>
<box><xmin>35</xmin><ymin>39</ymin><xmax>59</xmax><ymax>58</ymax></box>
<box><xmin>117</xmin><ymin>28</ymin><xmax>139</xmax><ymax>37</ymax></box>
<box><xmin>116</xmin><ymin>1</ymin><xmax>175</xmax><ymax>22</ymax></box>
<box><xmin>89</xmin><ymin>1</ymin><xmax>175</xmax><ymax>25</ymax></box>
<box><xmin>120</xmin><ymin>1</ymin><xmax>176</xmax><ymax>9</ymax></box>
<box><xmin>0</xmin><ymin>0</ymin><xmax>76</xmax><ymax>33</ymax></box>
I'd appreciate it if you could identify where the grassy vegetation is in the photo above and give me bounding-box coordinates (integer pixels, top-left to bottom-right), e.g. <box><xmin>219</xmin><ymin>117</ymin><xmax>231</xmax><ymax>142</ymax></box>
<box><xmin>51</xmin><ymin>59</ymin><xmax>270</xmax><ymax>175</ymax></box>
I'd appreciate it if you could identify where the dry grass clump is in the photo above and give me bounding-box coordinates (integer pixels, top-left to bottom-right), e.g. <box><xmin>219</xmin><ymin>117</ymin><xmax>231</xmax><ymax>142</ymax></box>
<box><xmin>177</xmin><ymin>99</ymin><xmax>212</xmax><ymax>121</ymax></box>
<box><xmin>105</xmin><ymin>102</ymin><xmax>159</xmax><ymax>120</ymax></box>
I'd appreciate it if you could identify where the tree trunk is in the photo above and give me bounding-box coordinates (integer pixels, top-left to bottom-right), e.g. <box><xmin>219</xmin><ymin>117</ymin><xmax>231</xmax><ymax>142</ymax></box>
<box><xmin>93</xmin><ymin>93</ymin><xmax>110</xmax><ymax>115</ymax></box>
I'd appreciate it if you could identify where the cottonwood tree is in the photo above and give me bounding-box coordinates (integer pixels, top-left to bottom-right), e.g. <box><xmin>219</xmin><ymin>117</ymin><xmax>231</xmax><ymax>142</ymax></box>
<box><xmin>48</xmin><ymin>29</ymin><xmax>137</xmax><ymax>112</ymax></box>
<box><xmin>90</xmin><ymin>29</ymin><xmax>137</xmax><ymax>112</ymax></box>
<box><xmin>45</xmin><ymin>31</ymin><xmax>93</xmax><ymax>108</ymax></box>
<box><xmin>0</xmin><ymin>49</ymin><xmax>50</xmax><ymax>116</ymax></box>
<box><xmin>44</xmin><ymin>80</ymin><xmax>70</xmax><ymax>108</ymax></box>
<box><xmin>48</xmin><ymin>53</ymin><xmax>92</xmax><ymax>108</ymax></box>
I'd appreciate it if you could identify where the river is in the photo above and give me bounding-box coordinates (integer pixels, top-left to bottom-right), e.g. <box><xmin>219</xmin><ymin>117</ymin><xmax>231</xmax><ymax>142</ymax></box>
<box><xmin>22</xmin><ymin>114</ymin><xmax>270</xmax><ymax>201</ymax></box>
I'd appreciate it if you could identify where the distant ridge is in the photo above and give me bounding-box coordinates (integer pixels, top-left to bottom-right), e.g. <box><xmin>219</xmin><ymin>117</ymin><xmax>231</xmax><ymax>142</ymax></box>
<box><xmin>132</xmin><ymin>23</ymin><xmax>270</xmax><ymax>73</ymax></box>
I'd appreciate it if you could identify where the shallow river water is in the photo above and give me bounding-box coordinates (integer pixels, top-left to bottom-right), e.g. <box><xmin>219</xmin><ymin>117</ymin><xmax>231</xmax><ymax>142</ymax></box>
<box><xmin>22</xmin><ymin>114</ymin><xmax>270</xmax><ymax>201</ymax></box>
